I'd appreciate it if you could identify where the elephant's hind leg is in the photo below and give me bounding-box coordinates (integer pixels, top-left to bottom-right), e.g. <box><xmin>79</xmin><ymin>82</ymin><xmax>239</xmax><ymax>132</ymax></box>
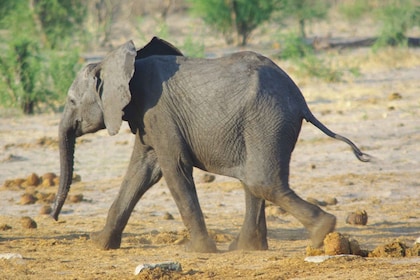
<box><xmin>158</xmin><ymin>158</ymin><xmax>217</xmax><ymax>253</ymax></box>
<box><xmin>91</xmin><ymin>137</ymin><xmax>162</xmax><ymax>250</ymax></box>
<box><xmin>229</xmin><ymin>185</ymin><xmax>268</xmax><ymax>251</ymax></box>
<box><xmin>267</xmin><ymin>187</ymin><xmax>336</xmax><ymax>248</ymax></box>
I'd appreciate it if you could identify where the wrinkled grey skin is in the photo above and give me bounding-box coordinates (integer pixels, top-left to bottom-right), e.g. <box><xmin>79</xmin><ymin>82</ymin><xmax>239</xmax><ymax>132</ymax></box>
<box><xmin>52</xmin><ymin>38</ymin><xmax>370</xmax><ymax>252</ymax></box>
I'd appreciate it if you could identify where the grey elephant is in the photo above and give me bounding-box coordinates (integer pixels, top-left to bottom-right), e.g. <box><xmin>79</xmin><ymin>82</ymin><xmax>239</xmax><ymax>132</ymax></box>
<box><xmin>51</xmin><ymin>37</ymin><xmax>370</xmax><ymax>252</ymax></box>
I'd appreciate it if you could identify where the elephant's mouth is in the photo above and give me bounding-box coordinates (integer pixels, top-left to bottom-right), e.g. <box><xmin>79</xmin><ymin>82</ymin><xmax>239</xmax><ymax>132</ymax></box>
<box><xmin>74</xmin><ymin>120</ymin><xmax>82</xmax><ymax>137</ymax></box>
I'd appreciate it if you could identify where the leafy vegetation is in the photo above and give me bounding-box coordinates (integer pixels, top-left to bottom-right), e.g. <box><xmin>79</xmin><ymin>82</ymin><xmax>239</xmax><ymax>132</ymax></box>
<box><xmin>339</xmin><ymin>0</ymin><xmax>420</xmax><ymax>48</ymax></box>
<box><xmin>275</xmin><ymin>0</ymin><xmax>330</xmax><ymax>39</ymax></box>
<box><xmin>188</xmin><ymin>0</ymin><xmax>281</xmax><ymax>46</ymax></box>
<box><xmin>0</xmin><ymin>0</ymin><xmax>85</xmax><ymax>114</ymax></box>
<box><xmin>278</xmin><ymin>32</ymin><xmax>344</xmax><ymax>82</ymax></box>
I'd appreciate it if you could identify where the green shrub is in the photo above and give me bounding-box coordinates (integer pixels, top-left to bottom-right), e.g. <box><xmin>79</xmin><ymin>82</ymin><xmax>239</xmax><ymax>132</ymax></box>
<box><xmin>182</xmin><ymin>35</ymin><xmax>205</xmax><ymax>58</ymax></box>
<box><xmin>189</xmin><ymin>0</ymin><xmax>281</xmax><ymax>46</ymax></box>
<box><xmin>296</xmin><ymin>55</ymin><xmax>343</xmax><ymax>83</ymax></box>
<box><xmin>0</xmin><ymin>0</ymin><xmax>86</xmax><ymax>114</ymax></box>
<box><xmin>278</xmin><ymin>32</ymin><xmax>313</xmax><ymax>60</ymax></box>
<box><xmin>373</xmin><ymin>0</ymin><xmax>420</xmax><ymax>49</ymax></box>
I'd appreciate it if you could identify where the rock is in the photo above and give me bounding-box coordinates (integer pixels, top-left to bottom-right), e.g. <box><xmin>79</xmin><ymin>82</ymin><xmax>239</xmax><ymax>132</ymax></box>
<box><xmin>134</xmin><ymin>261</ymin><xmax>182</xmax><ymax>275</ymax></box>
<box><xmin>324</xmin><ymin>232</ymin><xmax>350</xmax><ymax>255</ymax></box>
<box><xmin>0</xmin><ymin>253</ymin><xmax>23</xmax><ymax>260</ymax></box>
<box><xmin>20</xmin><ymin>193</ymin><xmax>37</xmax><ymax>205</ymax></box>
<box><xmin>388</xmin><ymin>92</ymin><xmax>402</xmax><ymax>100</ymax></box>
<box><xmin>72</xmin><ymin>174</ymin><xmax>82</xmax><ymax>182</ymax></box>
<box><xmin>163</xmin><ymin>212</ymin><xmax>174</xmax><ymax>220</ymax></box>
<box><xmin>0</xmin><ymin>224</ymin><xmax>12</xmax><ymax>231</ymax></box>
<box><xmin>21</xmin><ymin>216</ymin><xmax>37</xmax><ymax>229</ymax></box>
<box><xmin>304</xmin><ymin>254</ymin><xmax>360</xmax><ymax>263</ymax></box>
<box><xmin>39</xmin><ymin>205</ymin><xmax>52</xmax><ymax>215</ymax></box>
<box><xmin>324</xmin><ymin>197</ymin><xmax>338</xmax><ymax>206</ymax></box>
<box><xmin>68</xmin><ymin>194</ymin><xmax>83</xmax><ymax>203</ymax></box>
<box><xmin>346</xmin><ymin>210</ymin><xmax>368</xmax><ymax>225</ymax></box>
<box><xmin>26</xmin><ymin>173</ymin><xmax>40</xmax><ymax>186</ymax></box>
<box><xmin>202</xmin><ymin>173</ymin><xmax>215</xmax><ymax>183</ymax></box>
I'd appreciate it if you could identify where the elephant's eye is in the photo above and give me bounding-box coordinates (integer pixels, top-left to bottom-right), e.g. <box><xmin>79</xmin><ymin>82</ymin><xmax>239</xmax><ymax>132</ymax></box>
<box><xmin>69</xmin><ymin>98</ymin><xmax>76</xmax><ymax>106</ymax></box>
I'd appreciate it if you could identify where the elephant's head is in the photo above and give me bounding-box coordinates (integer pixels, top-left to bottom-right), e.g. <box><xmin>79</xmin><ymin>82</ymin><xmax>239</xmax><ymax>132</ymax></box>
<box><xmin>51</xmin><ymin>41</ymin><xmax>137</xmax><ymax>220</ymax></box>
<box><xmin>51</xmin><ymin>37</ymin><xmax>183</xmax><ymax>221</ymax></box>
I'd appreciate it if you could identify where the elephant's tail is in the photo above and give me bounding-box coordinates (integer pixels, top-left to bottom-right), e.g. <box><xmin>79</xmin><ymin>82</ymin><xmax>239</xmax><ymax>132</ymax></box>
<box><xmin>303</xmin><ymin>109</ymin><xmax>371</xmax><ymax>162</ymax></box>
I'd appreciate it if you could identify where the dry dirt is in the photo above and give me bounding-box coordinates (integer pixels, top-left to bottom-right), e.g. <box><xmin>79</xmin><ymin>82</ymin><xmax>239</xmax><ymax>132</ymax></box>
<box><xmin>1</xmin><ymin>17</ymin><xmax>420</xmax><ymax>279</ymax></box>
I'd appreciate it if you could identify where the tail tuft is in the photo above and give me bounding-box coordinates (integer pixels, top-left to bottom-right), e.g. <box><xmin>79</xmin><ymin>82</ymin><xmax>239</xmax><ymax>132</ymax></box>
<box><xmin>304</xmin><ymin>109</ymin><xmax>371</xmax><ymax>163</ymax></box>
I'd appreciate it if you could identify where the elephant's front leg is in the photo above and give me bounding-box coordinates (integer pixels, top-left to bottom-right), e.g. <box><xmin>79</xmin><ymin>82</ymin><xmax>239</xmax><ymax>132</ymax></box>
<box><xmin>160</xmin><ymin>160</ymin><xmax>217</xmax><ymax>253</ymax></box>
<box><xmin>91</xmin><ymin>140</ymin><xmax>162</xmax><ymax>250</ymax></box>
<box><xmin>229</xmin><ymin>185</ymin><xmax>268</xmax><ymax>251</ymax></box>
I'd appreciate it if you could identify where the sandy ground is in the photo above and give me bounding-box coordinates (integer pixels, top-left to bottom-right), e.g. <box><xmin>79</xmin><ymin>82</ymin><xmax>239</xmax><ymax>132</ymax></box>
<box><xmin>1</xmin><ymin>43</ymin><xmax>420</xmax><ymax>279</ymax></box>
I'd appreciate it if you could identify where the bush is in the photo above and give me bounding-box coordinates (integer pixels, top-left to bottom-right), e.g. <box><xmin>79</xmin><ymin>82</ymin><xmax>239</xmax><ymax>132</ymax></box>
<box><xmin>0</xmin><ymin>0</ymin><xmax>86</xmax><ymax>114</ymax></box>
<box><xmin>373</xmin><ymin>0</ymin><xmax>420</xmax><ymax>49</ymax></box>
<box><xmin>278</xmin><ymin>32</ymin><xmax>313</xmax><ymax>60</ymax></box>
<box><xmin>189</xmin><ymin>0</ymin><xmax>281</xmax><ymax>46</ymax></box>
<box><xmin>339</xmin><ymin>0</ymin><xmax>420</xmax><ymax>49</ymax></box>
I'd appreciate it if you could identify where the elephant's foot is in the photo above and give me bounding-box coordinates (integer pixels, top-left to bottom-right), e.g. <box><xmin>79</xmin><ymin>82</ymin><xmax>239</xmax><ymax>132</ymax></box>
<box><xmin>308</xmin><ymin>212</ymin><xmax>336</xmax><ymax>248</ymax></box>
<box><xmin>185</xmin><ymin>236</ymin><xmax>218</xmax><ymax>253</ymax></box>
<box><xmin>229</xmin><ymin>233</ymin><xmax>268</xmax><ymax>251</ymax></box>
<box><xmin>90</xmin><ymin>229</ymin><xmax>122</xmax><ymax>250</ymax></box>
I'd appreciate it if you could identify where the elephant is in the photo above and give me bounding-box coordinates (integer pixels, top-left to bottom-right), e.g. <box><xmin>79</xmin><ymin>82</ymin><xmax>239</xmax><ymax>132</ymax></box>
<box><xmin>51</xmin><ymin>37</ymin><xmax>371</xmax><ymax>253</ymax></box>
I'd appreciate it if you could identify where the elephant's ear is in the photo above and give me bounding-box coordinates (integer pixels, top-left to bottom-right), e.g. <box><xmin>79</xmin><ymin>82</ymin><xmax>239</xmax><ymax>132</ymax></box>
<box><xmin>99</xmin><ymin>40</ymin><xmax>136</xmax><ymax>136</ymax></box>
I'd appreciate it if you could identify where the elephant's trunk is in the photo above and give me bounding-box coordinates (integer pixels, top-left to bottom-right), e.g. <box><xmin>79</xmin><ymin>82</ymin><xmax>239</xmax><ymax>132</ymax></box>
<box><xmin>51</xmin><ymin>119</ymin><xmax>76</xmax><ymax>221</ymax></box>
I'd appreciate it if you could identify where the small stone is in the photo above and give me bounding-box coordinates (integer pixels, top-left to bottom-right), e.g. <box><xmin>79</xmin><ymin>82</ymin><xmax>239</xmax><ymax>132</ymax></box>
<box><xmin>0</xmin><ymin>224</ymin><xmax>12</xmax><ymax>231</ymax></box>
<box><xmin>21</xmin><ymin>216</ymin><xmax>37</xmax><ymax>229</ymax></box>
<box><xmin>346</xmin><ymin>210</ymin><xmax>368</xmax><ymax>225</ymax></box>
<box><xmin>39</xmin><ymin>205</ymin><xmax>52</xmax><ymax>215</ymax></box>
<box><xmin>134</xmin><ymin>262</ymin><xmax>182</xmax><ymax>275</ymax></box>
<box><xmin>202</xmin><ymin>173</ymin><xmax>215</xmax><ymax>183</ymax></box>
<box><xmin>163</xmin><ymin>212</ymin><xmax>174</xmax><ymax>220</ymax></box>
<box><xmin>72</xmin><ymin>174</ymin><xmax>82</xmax><ymax>182</ymax></box>
<box><xmin>324</xmin><ymin>197</ymin><xmax>338</xmax><ymax>206</ymax></box>
<box><xmin>26</xmin><ymin>173</ymin><xmax>40</xmax><ymax>186</ymax></box>
<box><xmin>20</xmin><ymin>193</ymin><xmax>37</xmax><ymax>205</ymax></box>
<box><xmin>388</xmin><ymin>92</ymin><xmax>402</xmax><ymax>100</ymax></box>
<box><xmin>68</xmin><ymin>194</ymin><xmax>83</xmax><ymax>203</ymax></box>
<box><xmin>324</xmin><ymin>232</ymin><xmax>350</xmax><ymax>255</ymax></box>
